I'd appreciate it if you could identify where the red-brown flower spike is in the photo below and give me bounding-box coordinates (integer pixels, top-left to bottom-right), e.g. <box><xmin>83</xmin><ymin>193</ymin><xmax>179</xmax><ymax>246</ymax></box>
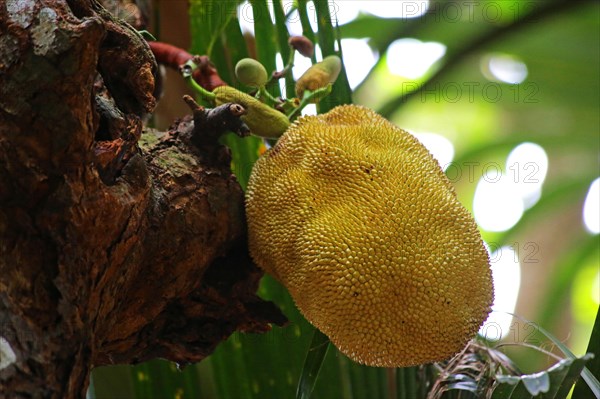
<box><xmin>288</xmin><ymin>36</ymin><xmax>314</xmax><ymax>58</ymax></box>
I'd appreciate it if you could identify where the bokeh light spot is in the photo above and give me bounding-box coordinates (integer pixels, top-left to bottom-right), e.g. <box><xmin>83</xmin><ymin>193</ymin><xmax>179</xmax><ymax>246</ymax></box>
<box><xmin>479</xmin><ymin>246</ymin><xmax>521</xmax><ymax>341</ymax></box>
<box><xmin>583</xmin><ymin>178</ymin><xmax>600</xmax><ymax>234</ymax></box>
<box><xmin>506</xmin><ymin>142</ymin><xmax>549</xmax><ymax>209</ymax></box>
<box><xmin>482</xmin><ymin>53</ymin><xmax>528</xmax><ymax>84</ymax></box>
<box><xmin>474</xmin><ymin>174</ymin><xmax>524</xmax><ymax>232</ymax></box>
<box><xmin>387</xmin><ymin>38</ymin><xmax>446</xmax><ymax>79</ymax></box>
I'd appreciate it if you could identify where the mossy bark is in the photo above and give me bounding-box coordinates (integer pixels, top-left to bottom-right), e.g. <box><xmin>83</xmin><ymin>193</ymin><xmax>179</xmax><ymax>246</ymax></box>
<box><xmin>0</xmin><ymin>1</ymin><xmax>284</xmax><ymax>397</ymax></box>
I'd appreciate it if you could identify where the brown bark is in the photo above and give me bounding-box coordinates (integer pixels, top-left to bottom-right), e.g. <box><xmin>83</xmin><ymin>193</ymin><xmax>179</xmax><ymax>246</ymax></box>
<box><xmin>0</xmin><ymin>1</ymin><xmax>285</xmax><ymax>398</ymax></box>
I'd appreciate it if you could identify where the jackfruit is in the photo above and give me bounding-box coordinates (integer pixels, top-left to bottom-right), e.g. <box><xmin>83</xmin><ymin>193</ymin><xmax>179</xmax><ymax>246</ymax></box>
<box><xmin>295</xmin><ymin>55</ymin><xmax>342</xmax><ymax>99</ymax></box>
<box><xmin>246</xmin><ymin>105</ymin><xmax>493</xmax><ymax>367</ymax></box>
<box><xmin>213</xmin><ymin>86</ymin><xmax>290</xmax><ymax>138</ymax></box>
<box><xmin>235</xmin><ymin>58</ymin><xmax>268</xmax><ymax>88</ymax></box>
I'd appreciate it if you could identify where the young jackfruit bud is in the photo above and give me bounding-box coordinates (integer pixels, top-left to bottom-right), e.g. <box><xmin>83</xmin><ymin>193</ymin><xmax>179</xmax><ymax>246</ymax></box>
<box><xmin>288</xmin><ymin>36</ymin><xmax>314</xmax><ymax>58</ymax></box>
<box><xmin>235</xmin><ymin>58</ymin><xmax>269</xmax><ymax>88</ymax></box>
<box><xmin>213</xmin><ymin>86</ymin><xmax>289</xmax><ymax>138</ymax></box>
<box><xmin>295</xmin><ymin>55</ymin><xmax>342</xmax><ymax>98</ymax></box>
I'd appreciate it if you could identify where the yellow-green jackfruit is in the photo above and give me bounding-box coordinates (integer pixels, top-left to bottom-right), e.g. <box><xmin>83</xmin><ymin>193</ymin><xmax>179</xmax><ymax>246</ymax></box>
<box><xmin>213</xmin><ymin>86</ymin><xmax>289</xmax><ymax>138</ymax></box>
<box><xmin>246</xmin><ymin>104</ymin><xmax>493</xmax><ymax>367</ymax></box>
<box><xmin>295</xmin><ymin>55</ymin><xmax>342</xmax><ymax>98</ymax></box>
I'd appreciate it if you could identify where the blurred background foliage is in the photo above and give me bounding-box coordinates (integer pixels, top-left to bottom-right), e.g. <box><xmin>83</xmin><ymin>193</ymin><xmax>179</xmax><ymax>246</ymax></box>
<box><xmin>91</xmin><ymin>0</ymin><xmax>599</xmax><ymax>398</ymax></box>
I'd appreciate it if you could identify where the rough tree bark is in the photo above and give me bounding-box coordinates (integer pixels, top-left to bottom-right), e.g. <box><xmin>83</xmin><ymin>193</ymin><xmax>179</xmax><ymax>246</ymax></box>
<box><xmin>0</xmin><ymin>0</ymin><xmax>285</xmax><ymax>397</ymax></box>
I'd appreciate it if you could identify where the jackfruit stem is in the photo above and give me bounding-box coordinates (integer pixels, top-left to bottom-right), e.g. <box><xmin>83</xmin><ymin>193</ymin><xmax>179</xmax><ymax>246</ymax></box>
<box><xmin>182</xmin><ymin>60</ymin><xmax>216</xmax><ymax>102</ymax></box>
<box><xmin>266</xmin><ymin>46</ymin><xmax>296</xmax><ymax>88</ymax></box>
<box><xmin>257</xmin><ymin>86</ymin><xmax>278</xmax><ymax>107</ymax></box>
<box><xmin>287</xmin><ymin>84</ymin><xmax>333</xmax><ymax>120</ymax></box>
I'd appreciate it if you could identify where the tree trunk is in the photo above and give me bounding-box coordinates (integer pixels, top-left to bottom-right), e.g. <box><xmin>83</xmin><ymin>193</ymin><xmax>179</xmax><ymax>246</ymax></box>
<box><xmin>0</xmin><ymin>1</ymin><xmax>285</xmax><ymax>397</ymax></box>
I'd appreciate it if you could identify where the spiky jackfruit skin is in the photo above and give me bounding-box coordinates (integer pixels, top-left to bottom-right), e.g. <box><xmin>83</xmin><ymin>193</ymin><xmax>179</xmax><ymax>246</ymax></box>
<box><xmin>246</xmin><ymin>105</ymin><xmax>493</xmax><ymax>367</ymax></box>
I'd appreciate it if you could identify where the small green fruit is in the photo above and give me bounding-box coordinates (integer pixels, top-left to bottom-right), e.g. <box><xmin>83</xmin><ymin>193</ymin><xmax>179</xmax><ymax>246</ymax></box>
<box><xmin>235</xmin><ymin>58</ymin><xmax>268</xmax><ymax>88</ymax></box>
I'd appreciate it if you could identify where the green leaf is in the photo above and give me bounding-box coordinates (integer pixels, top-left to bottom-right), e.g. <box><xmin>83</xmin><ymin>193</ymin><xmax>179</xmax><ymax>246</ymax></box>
<box><xmin>554</xmin><ymin>356</ymin><xmax>594</xmax><ymax>399</ymax></box>
<box><xmin>521</xmin><ymin>371</ymin><xmax>550</xmax><ymax>395</ymax></box>
<box><xmin>312</xmin><ymin>0</ymin><xmax>335</xmax><ymax>55</ymax></box>
<box><xmin>296</xmin><ymin>0</ymin><xmax>317</xmax><ymax>63</ymax></box>
<box><xmin>188</xmin><ymin>0</ymin><xmax>214</xmax><ymax>54</ymax></box>
<box><xmin>376</xmin><ymin>1</ymin><xmax>594</xmax><ymax>118</ymax></box>
<box><xmin>573</xmin><ymin>307</ymin><xmax>600</xmax><ymax>398</ymax></box>
<box><xmin>312</xmin><ymin>0</ymin><xmax>352</xmax><ymax>113</ymax></box>
<box><xmin>272</xmin><ymin>0</ymin><xmax>295</xmax><ymax>93</ymax></box>
<box><xmin>397</xmin><ymin>367</ymin><xmax>420</xmax><ymax>399</ymax></box>
<box><xmin>509</xmin><ymin>313</ymin><xmax>600</xmax><ymax>398</ymax></box>
<box><xmin>224</xmin><ymin>16</ymin><xmax>251</xmax><ymax>84</ymax></box>
<box><xmin>296</xmin><ymin>329</ymin><xmax>331</xmax><ymax>399</ymax></box>
<box><xmin>189</xmin><ymin>0</ymin><xmax>242</xmax><ymax>56</ymax></box>
<box><xmin>492</xmin><ymin>355</ymin><xmax>594</xmax><ymax>399</ymax></box>
<box><xmin>222</xmin><ymin>133</ymin><xmax>262</xmax><ymax>190</ymax></box>
<box><xmin>250</xmin><ymin>0</ymin><xmax>279</xmax><ymax>95</ymax></box>
<box><xmin>492</xmin><ymin>375</ymin><xmax>520</xmax><ymax>398</ymax></box>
